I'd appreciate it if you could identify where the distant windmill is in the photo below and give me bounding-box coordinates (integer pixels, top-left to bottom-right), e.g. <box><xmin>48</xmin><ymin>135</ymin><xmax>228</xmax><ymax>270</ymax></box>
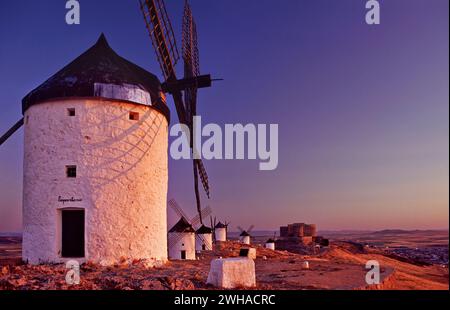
<box><xmin>211</xmin><ymin>217</ymin><xmax>230</xmax><ymax>242</ymax></box>
<box><xmin>238</xmin><ymin>225</ymin><xmax>255</xmax><ymax>245</ymax></box>
<box><xmin>265</xmin><ymin>232</ymin><xmax>277</xmax><ymax>250</ymax></box>
<box><xmin>168</xmin><ymin>199</ymin><xmax>212</xmax><ymax>259</ymax></box>
<box><xmin>195</xmin><ymin>225</ymin><xmax>213</xmax><ymax>252</ymax></box>
<box><xmin>140</xmin><ymin>0</ymin><xmax>218</xmax><ymax>224</ymax></box>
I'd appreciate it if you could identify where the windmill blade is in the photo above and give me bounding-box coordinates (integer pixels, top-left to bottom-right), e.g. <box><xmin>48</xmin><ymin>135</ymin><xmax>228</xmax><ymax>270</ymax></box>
<box><xmin>192</xmin><ymin>159</ymin><xmax>210</xmax><ymax>226</ymax></box>
<box><xmin>247</xmin><ymin>225</ymin><xmax>255</xmax><ymax>233</ymax></box>
<box><xmin>168</xmin><ymin>199</ymin><xmax>190</xmax><ymax>222</ymax></box>
<box><xmin>140</xmin><ymin>0</ymin><xmax>179</xmax><ymax>80</ymax></box>
<box><xmin>184</xmin><ymin>87</ymin><xmax>197</xmax><ymax>129</ymax></box>
<box><xmin>192</xmin><ymin>159</ymin><xmax>202</xmax><ymax>224</ymax></box>
<box><xmin>183</xmin><ymin>1</ymin><xmax>208</xmax><ymax>221</ymax></box>
<box><xmin>168</xmin><ymin>232</ymin><xmax>184</xmax><ymax>250</ymax></box>
<box><xmin>0</xmin><ymin>118</ymin><xmax>24</xmax><ymax>146</ymax></box>
<box><xmin>237</xmin><ymin>226</ymin><xmax>244</xmax><ymax>233</ymax></box>
<box><xmin>182</xmin><ymin>0</ymin><xmax>200</xmax><ymax>128</ymax></box>
<box><xmin>141</xmin><ymin>0</ymin><xmax>212</xmax><ymax>233</ymax></box>
<box><xmin>196</xmin><ymin>159</ymin><xmax>210</xmax><ymax>198</ymax></box>
<box><xmin>140</xmin><ymin>0</ymin><xmax>188</xmax><ymax>126</ymax></box>
<box><xmin>196</xmin><ymin>233</ymin><xmax>211</xmax><ymax>251</ymax></box>
<box><xmin>190</xmin><ymin>206</ymin><xmax>212</xmax><ymax>229</ymax></box>
<box><xmin>182</xmin><ymin>0</ymin><xmax>200</xmax><ymax>78</ymax></box>
<box><xmin>210</xmin><ymin>216</ymin><xmax>215</xmax><ymax>241</ymax></box>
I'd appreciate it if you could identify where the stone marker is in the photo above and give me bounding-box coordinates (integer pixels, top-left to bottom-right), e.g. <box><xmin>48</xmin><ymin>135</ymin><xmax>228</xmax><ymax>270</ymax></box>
<box><xmin>207</xmin><ymin>258</ymin><xmax>256</xmax><ymax>289</ymax></box>
<box><xmin>239</xmin><ymin>248</ymin><xmax>257</xmax><ymax>260</ymax></box>
<box><xmin>302</xmin><ymin>261</ymin><xmax>310</xmax><ymax>269</ymax></box>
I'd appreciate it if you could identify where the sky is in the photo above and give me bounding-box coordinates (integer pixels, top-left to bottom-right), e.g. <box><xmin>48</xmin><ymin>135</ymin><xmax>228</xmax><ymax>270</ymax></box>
<box><xmin>0</xmin><ymin>0</ymin><xmax>448</xmax><ymax>232</ymax></box>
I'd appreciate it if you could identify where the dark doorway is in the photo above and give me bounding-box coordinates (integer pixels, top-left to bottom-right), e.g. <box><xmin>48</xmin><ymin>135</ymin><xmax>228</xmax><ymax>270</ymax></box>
<box><xmin>61</xmin><ymin>210</ymin><xmax>85</xmax><ymax>258</ymax></box>
<box><xmin>180</xmin><ymin>250</ymin><xmax>186</xmax><ymax>260</ymax></box>
<box><xmin>202</xmin><ymin>244</ymin><xmax>206</xmax><ymax>251</ymax></box>
<box><xmin>239</xmin><ymin>248</ymin><xmax>250</xmax><ymax>257</ymax></box>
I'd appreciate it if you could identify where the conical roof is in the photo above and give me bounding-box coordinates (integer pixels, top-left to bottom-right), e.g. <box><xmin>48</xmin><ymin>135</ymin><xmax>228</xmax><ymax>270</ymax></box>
<box><xmin>215</xmin><ymin>222</ymin><xmax>227</xmax><ymax>229</ymax></box>
<box><xmin>240</xmin><ymin>231</ymin><xmax>250</xmax><ymax>237</ymax></box>
<box><xmin>196</xmin><ymin>225</ymin><xmax>213</xmax><ymax>234</ymax></box>
<box><xmin>22</xmin><ymin>34</ymin><xmax>169</xmax><ymax>121</ymax></box>
<box><xmin>168</xmin><ymin>217</ymin><xmax>195</xmax><ymax>233</ymax></box>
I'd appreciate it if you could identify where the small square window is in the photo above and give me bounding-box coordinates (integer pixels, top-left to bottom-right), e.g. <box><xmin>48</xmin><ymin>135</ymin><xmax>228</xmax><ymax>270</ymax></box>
<box><xmin>129</xmin><ymin>112</ymin><xmax>139</xmax><ymax>121</ymax></box>
<box><xmin>66</xmin><ymin>165</ymin><xmax>77</xmax><ymax>178</ymax></box>
<box><xmin>68</xmin><ymin>108</ymin><xmax>76</xmax><ymax>117</ymax></box>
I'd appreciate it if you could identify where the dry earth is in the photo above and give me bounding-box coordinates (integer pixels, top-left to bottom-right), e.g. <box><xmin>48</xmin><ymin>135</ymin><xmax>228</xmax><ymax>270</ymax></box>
<box><xmin>0</xmin><ymin>239</ymin><xmax>448</xmax><ymax>290</ymax></box>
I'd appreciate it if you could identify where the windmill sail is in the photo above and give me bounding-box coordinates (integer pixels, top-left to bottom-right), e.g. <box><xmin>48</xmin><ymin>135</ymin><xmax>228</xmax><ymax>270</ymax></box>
<box><xmin>140</xmin><ymin>0</ymin><xmax>213</xmax><ymax>224</ymax></box>
<box><xmin>140</xmin><ymin>0</ymin><xmax>179</xmax><ymax>80</ymax></box>
<box><xmin>182</xmin><ymin>0</ymin><xmax>210</xmax><ymax>220</ymax></box>
<box><xmin>0</xmin><ymin>118</ymin><xmax>24</xmax><ymax>146</ymax></box>
<box><xmin>182</xmin><ymin>0</ymin><xmax>200</xmax><ymax>129</ymax></box>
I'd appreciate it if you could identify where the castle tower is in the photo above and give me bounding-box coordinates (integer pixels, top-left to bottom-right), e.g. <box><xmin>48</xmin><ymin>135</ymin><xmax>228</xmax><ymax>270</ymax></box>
<box><xmin>21</xmin><ymin>34</ymin><xmax>170</xmax><ymax>265</ymax></box>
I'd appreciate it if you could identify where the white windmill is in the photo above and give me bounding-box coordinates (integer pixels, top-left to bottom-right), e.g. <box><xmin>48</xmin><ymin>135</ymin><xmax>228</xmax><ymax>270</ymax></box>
<box><xmin>212</xmin><ymin>219</ymin><xmax>230</xmax><ymax>242</ymax></box>
<box><xmin>238</xmin><ymin>225</ymin><xmax>255</xmax><ymax>245</ymax></box>
<box><xmin>265</xmin><ymin>233</ymin><xmax>276</xmax><ymax>250</ymax></box>
<box><xmin>168</xmin><ymin>199</ymin><xmax>212</xmax><ymax>259</ymax></box>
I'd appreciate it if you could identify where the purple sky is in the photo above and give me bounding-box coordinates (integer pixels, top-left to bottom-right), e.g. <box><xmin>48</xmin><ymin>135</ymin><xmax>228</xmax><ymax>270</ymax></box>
<box><xmin>0</xmin><ymin>0</ymin><xmax>448</xmax><ymax>232</ymax></box>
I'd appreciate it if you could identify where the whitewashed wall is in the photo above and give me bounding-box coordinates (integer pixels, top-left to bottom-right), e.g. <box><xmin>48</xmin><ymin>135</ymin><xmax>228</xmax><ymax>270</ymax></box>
<box><xmin>168</xmin><ymin>232</ymin><xmax>196</xmax><ymax>260</ymax></box>
<box><xmin>265</xmin><ymin>242</ymin><xmax>275</xmax><ymax>250</ymax></box>
<box><xmin>241</xmin><ymin>236</ymin><xmax>251</xmax><ymax>245</ymax></box>
<box><xmin>195</xmin><ymin>233</ymin><xmax>213</xmax><ymax>251</ymax></box>
<box><xmin>22</xmin><ymin>98</ymin><xmax>168</xmax><ymax>265</ymax></box>
<box><xmin>215</xmin><ymin>228</ymin><xmax>226</xmax><ymax>242</ymax></box>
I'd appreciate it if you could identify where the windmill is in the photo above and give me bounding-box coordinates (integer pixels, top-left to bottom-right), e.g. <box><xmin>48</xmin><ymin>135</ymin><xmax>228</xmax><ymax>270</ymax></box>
<box><xmin>2</xmin><ymin>1</ymin><xmax>215</xmax><ymax>221</ymax></box>
<box><xmin>140</xmin><ymin>0</ymin><xmax>216</xmax><ymax>224</ymax></box>
<box><xmin>210</xmin><ymin>216</ymin><xmax>230</xmax><ymax>242</ymax></box>
<box><xmin>167</xmin><ymin>198</ymin><xmax>212</xmax><ymax>257</ymax></box>
<box><xmin>265</xmin><ymin>232</ymin><xmax>277</xmax><ymax>250</ymax></box>
<box><xmin>238</xmin><ymin>225</ymin><xmax>255</xmax><ymax>245</ymax></box>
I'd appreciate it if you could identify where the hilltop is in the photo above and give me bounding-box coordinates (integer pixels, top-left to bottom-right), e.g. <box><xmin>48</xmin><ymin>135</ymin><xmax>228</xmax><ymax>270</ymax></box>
<box><xmin>0</xmin><ymin>239</ymin><xmax>447</xmax><ymax>290</ymax></box>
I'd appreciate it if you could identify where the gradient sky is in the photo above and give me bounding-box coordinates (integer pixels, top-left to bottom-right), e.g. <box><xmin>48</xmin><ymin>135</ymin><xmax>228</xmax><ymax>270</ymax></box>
<box><xmin>0</xmin><ymin>0</ymin><xmax>448</xmax><ymax>232</ymax></box>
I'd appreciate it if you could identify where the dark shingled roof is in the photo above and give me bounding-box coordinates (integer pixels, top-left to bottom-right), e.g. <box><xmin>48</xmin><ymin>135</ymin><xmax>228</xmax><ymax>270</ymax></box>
<box><xmin>22</xmin><ymin>34</ymin><xmax>170</xmax><ymax>122</ymax></box>
<box><xmin>215</xmin><ymin>222</ymin><xmax>227</xmax><ymax>229</ymax></box>
<box><xmin>240</xmin><ymin>231</ymin><xmax>250</xmax><ymax>237</ymax></box>
<box><xmin>196</xmin><ymin>225</ymin><xmax>213</xmax><ymax>234</ymax></box>
<box><xmin>169</xmin><ymin>217</ymin><xmax>195</xmax><ymax>233</ymax></box>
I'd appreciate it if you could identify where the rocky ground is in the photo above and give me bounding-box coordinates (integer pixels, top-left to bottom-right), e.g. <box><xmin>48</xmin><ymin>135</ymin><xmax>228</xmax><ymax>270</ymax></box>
<box><xmin>322</xmin><ymin>230</ymin><xmax>449</xmax><ymax>266</ymax></box>
<box><xmin>0</xmin><ymin>240</ymin><xmax>448</xmax><ymax>290</ymax></box>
